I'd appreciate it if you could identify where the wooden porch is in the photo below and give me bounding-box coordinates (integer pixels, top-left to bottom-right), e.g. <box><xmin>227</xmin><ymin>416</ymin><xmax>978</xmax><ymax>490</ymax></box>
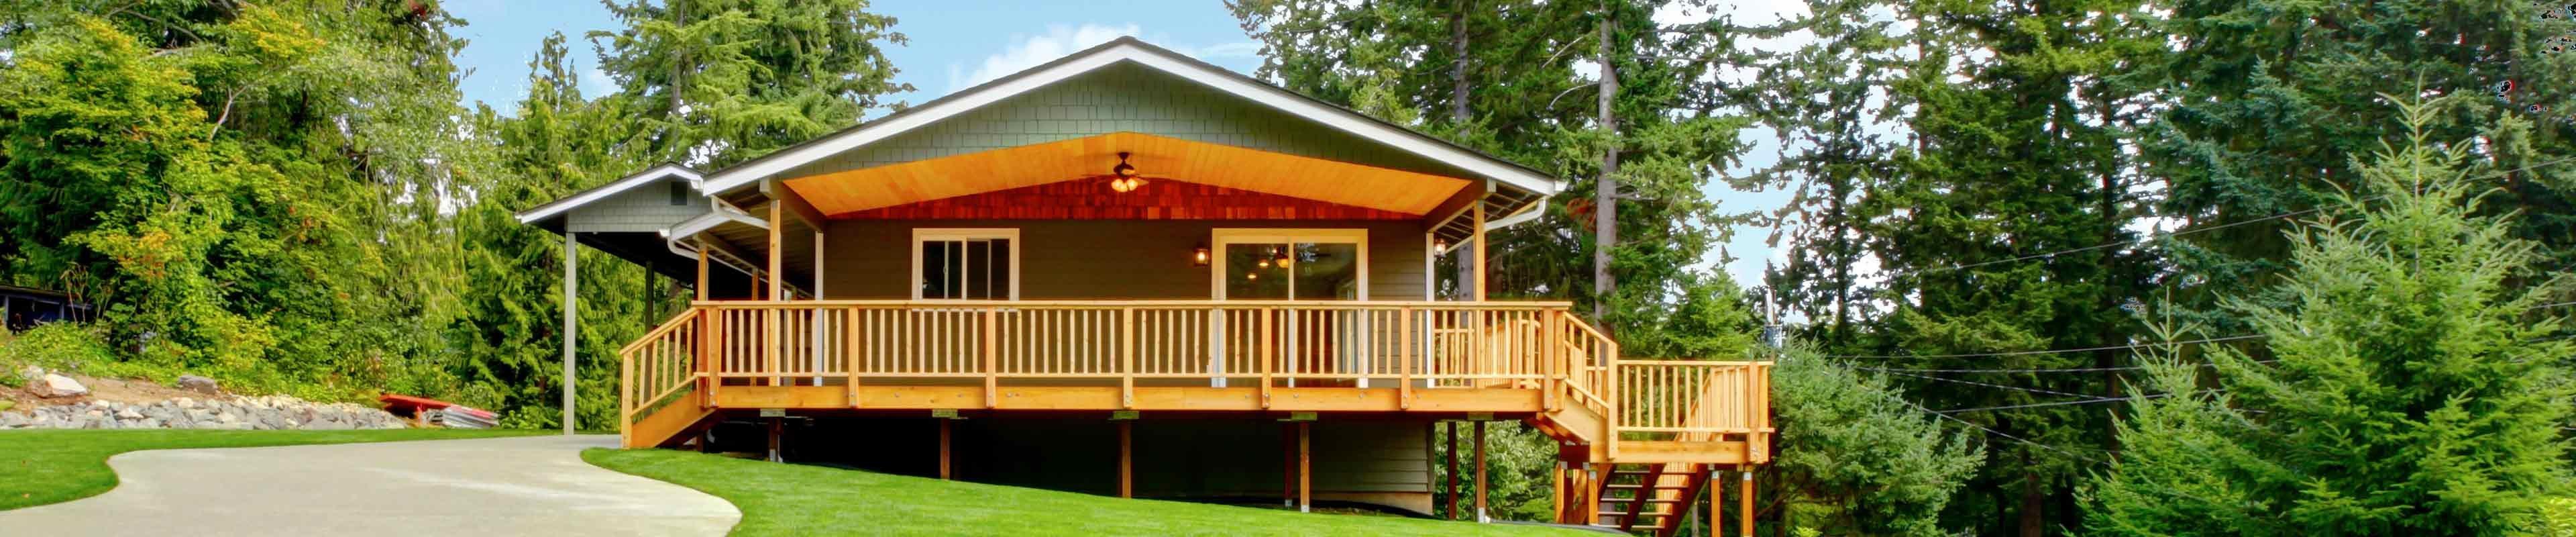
<box><xmin>617</xmin><ymin>299</ymin><xmax>1772</xmax><ymax>466</ymax></box>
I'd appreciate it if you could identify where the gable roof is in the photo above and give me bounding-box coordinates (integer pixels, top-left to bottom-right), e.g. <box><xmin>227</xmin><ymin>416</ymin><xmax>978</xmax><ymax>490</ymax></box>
<box><xmin>696</xmin><ymin>37</ymin><xmax>1559</xmax><ymax>199</ymax></box>
<box><xmin>515</xmin><ymin>162</ymin><xmax>704</xmax><ymax>226</ymax></box>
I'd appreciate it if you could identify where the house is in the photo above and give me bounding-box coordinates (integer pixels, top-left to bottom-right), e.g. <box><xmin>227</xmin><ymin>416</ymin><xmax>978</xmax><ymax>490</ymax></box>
<box><xmin>1</xmin><ymin>285</ymin><xmax>95</xmax><ymax>332</ymax></box>
<box><xmin>516</xmin><ymin>38</ymin><xmax>1770</xmax><ymax>534</ymax></box>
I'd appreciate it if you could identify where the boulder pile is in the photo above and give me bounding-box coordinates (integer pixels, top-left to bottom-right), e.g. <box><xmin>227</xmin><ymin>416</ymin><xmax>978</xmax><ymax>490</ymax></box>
<box><xmin>0</xmin><ymin>395</ymin><xmax>408</xmax><ymax>430</ymax></box>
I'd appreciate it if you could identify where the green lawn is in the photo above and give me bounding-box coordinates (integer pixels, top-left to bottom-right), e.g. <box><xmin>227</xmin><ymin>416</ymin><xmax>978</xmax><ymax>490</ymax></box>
<box><xmin>583</xmin><ymin>448</ymin><xmax>1592</xmax><ymax>536</ymax></box>
<box><xmin>0</xmin><ymin>428</ymin><xmax>543</xmax><ymax>510</ymax></box>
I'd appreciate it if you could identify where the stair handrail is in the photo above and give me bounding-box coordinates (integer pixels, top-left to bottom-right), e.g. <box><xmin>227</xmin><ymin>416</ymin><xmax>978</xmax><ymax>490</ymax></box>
<box><xmin>619</xmin><ymin>306</ymin><xmax>707</xmax><ymax>447</ymax></box>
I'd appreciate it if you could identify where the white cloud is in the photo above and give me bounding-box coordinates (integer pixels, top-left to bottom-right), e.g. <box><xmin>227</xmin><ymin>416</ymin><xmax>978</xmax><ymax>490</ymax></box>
<box><xmin>950</xmin><ymin>23</ymin><xmax>1140</xmax><ymax>91</ymax></box>
<box><xmin>580</xmin><ymin>66</ymin><xmax>616</xmax><ymax>98</ymax></box>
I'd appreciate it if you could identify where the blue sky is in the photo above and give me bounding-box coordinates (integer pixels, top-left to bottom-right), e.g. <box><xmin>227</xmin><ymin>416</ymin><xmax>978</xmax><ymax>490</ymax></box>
<box><xmin>442</xmin><ymin>0</ymin><xmax>1797</xmax><ymax>289</ymax></box>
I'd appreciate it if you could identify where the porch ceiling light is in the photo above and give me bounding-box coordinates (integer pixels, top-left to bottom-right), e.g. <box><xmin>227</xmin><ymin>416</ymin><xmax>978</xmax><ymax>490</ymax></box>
<box><xmin>1192</xmin><ymin>242</ymin><xmax>1210</xmax><ymax>266</ymax></box>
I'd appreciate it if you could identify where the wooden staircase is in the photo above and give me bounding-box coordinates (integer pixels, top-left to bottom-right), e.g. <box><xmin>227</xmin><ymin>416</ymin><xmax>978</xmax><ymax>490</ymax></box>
<box><xmin>1594</xmin><ymin>462</ymin><xmax>1712</xmax><ymax>536</ymax></box>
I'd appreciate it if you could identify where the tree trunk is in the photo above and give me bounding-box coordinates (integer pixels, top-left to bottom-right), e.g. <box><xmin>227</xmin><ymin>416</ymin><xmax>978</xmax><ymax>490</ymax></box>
<box><xmin>1593</xmin><ymin>3</ymin><xmax>1619</xmax><ymax>313</ymax></box>
<box><xmin>1449</xmin><ymin>0</ymin><xmax>1471</xmax><ymax>125</ymax></box>
<box><xmin>2019</xmin><ymin>456</ymin><xmax>2044</xmax><ymax>537</ymax></box>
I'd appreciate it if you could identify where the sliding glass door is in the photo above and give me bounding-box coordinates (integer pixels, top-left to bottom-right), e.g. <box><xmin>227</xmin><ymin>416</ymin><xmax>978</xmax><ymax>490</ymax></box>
<box><xmin>1211</xmin><ymin>229</ymin><xmax>1368</xmax><ymax>387</ymax></box>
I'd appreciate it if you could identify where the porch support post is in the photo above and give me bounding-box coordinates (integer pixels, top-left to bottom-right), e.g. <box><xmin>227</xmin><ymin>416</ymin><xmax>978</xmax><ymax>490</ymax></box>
<box><xmin>694</xmin><ymin>239</ymin><xmax>710</xmax><ymax>301</ymax></box>
<box><xmin>1711</xmin><ymin>468</ymin><xmax>1723</xmax><ymax>537</ymax></box>
<box><xmin>1444</xmin><ymin>422</ymin><xmax>1459</xmax><ymax>519</ymax></box>
<box><xmin>1471</xmin><ymin>195</ymin><xmax>1487</xmax><ymax>300</ymax></box>
<box><xmin>765</xmin><ymin>416</ymin><xmax>783</xmax><ymax>462</ymax></box>
<box><xmin>1739</xmin><ymin>467</ymin><xmax>1754</xmax><ymax>537</ymax></box>
<box><xmin>1117</xmin><ymin>420</ymin><xmax>1134</xmax><ymax>498</ymax></box>
<box><xmin>1298</xmin><ymin>421</ymin><xmax>1312</xmax><ymax>513</ymax></box>
<box><xmin>767</xmin><ymin>201</ymin><xmax>783</xmax><ymax>299</ymax></box>
<box><xmin>1474</xmin><ymin>420</ymin><xmax>1489</xmax><ymax>522</ymax></box>
<box><xmin>1282</xmin><ymin>424</ymin><xmax>1295</xmax><ymax>507</ymax></box>
<box><xmin>938</xmin><ymin>418</ymin><xmax>953</xmax><ymax>479</ymax></box>
<box><xmin>561</xmin><ymin>231</ymin><xmax>578</xmax><ymax>435</ymax></box>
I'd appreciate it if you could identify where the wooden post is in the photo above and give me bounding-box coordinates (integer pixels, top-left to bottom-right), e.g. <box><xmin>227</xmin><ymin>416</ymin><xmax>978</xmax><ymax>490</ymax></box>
<box><xmin>1118</xmin><ymin>420</ymin><xmax>1134</xmax><ymax>499</ymax></box>
<box><xmin>1550</xmin><ymin>462</ymin><xmax>1566</xmax><ymax>522</ymax></box>
<box><xmin>765</xmin><ymin>416</ymin><xmax>783</xmax><ymax>462</ymax></box>
<box><xmin>1711</xmin><ymin>469</ymin><xmax>1723</xmax><ymax>537</ymax></box>
<box><xmin>1474</xmin><ymin>420</ymin><xmax>1488</xmax><ymax>522</ymax></box>
<box><xmin>1739</xmin><ymin>467</ymin><xmax>1754</xmax><ymax>537</ymax></box>
<box><xmin>847</xmin><ymin>307</ymin><xmax>861</xmax><ymax>408</ymax></box>
<box><xmin>938</xmin><ymin>419</ymin><xmax>953</xmax><ymax>480</ymax></box>
<box><xmin>1444</xmin><ymin>422</ymin><xmax>1460</xmax><ymax>519</ymax></box>
<box><xmin>1398</xmin><ymin>307</ymin><xmax>1413</xmax><ymax>409</ymax></box>
<box><xmin>1122</xmin><ymin>307</ymin><xmax>1136</xmax><ymax>408</ymax></box>
<box><xmin>1283</xmin><ymin>424</ymin><xmax>1296</xmax><ymax>507</ymax></box>
<box><xmin>561</xmin><ymin>232</ymin><xmax>578</xmax><ymax>435</ymax></box>
<box><xmin>766</xmin><ymin>201</ymin><xmax>783</xmax><ymax>300</ymax></box>
<box><xmin>694</xmin><ymin>240</ymin><xmax>710</xmax><ymax>301</ymax></box>
<box><xmin>1471</xmin><ymin>198</ymin><xmax>1486</xmax><ymax>299</ymax></box>
<box><xmin>1299</xmin><ymin>421</ymin><xmax>1312</xmax><ymax>513</ymax></box>
<box><xmin>981</xmin><ymin>307</ymin><xmax>998</xmax><ymax>408</ymax></box>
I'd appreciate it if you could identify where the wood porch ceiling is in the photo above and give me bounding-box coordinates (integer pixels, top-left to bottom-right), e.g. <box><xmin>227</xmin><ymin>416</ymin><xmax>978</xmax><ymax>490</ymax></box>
<box><xmin>781</xmin><ymin>132</ymin><xmax>1475</xmax><ymax>218</ymax></box>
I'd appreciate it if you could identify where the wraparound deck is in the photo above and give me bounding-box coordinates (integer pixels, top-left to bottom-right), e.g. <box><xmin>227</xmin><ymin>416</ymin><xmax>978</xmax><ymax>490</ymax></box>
<box><xmin>619</xmin><ymin>299</ymin><xmax>1771</xmax><ymax>469</ymax></box>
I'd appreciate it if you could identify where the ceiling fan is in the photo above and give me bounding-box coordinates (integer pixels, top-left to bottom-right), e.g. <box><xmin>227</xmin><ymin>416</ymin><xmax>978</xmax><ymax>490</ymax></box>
<box><xmin>1069</xmin><ymin>152</ymin><xmax>1164</xmax><ymax>193</ymax></box>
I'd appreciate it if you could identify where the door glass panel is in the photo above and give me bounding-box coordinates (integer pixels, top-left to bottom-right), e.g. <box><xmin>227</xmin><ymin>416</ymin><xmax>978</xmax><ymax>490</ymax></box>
<box><xmin>1225</xmin><ymin>244</ymin><xmax>1289</xmax><ymax>299</ymax></box>
<box><xmin>1291</xmin><ymin>242</ymin><xmax>1360</xmax><ymax>300</ymax></box>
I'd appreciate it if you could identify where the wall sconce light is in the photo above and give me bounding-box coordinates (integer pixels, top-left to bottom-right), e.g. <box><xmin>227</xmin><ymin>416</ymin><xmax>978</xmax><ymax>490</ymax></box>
<box><xmin>1434</xmin><ymin>238</ymin><xmax>1450</xmax><ymax>251</ymax></box>
<box><xmin>1191</xmin><ymin>242</ymin><xmax>1210</xmax><ymax>266</ymax></box>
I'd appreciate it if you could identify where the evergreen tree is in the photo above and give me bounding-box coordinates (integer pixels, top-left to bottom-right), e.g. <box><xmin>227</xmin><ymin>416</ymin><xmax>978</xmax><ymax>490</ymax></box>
<box><xmin>2086</xmin><ymin>97</ymin><xmax>2575</xmax><ymax>536</ymax></box>
<box><xmin>1860</xmin><ymin>0</ymin><xmax>2162</xmax><ymax>530</ymax></box>
<box><xmin>2145</xmin><ymin>0</ymin><xmax>2576</xmax><ymax>333</ymax></box>
<box><xmin>1770</xmin><ymin>346</ymin><xmax>1984</xmax><ymax>536</ymax></box>
<box><xmin>590</xmin><ymin>0</ymin><xmax>911</xmax><ymax>167</ymax></box>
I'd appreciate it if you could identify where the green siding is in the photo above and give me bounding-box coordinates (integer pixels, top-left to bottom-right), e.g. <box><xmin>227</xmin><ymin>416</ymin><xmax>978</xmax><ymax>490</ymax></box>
<box><xmin>565</xmin><ymin>179</ymin><xmax>709</xmax><ymax>234</ymax></box>
<box><xmin>820</xmin><ymin>219</ymin><xmax>1429</xmax><ymax>301</ymax></box>
<box><xmin>777</xmin><ymin>62</ymin><xmax>1477</xmax><ymax>183</ymax></box>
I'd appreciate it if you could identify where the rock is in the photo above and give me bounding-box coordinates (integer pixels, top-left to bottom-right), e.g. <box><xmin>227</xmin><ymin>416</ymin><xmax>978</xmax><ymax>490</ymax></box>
<box><xmin>172</xmin><ymin>397</ymin><xmax>196</xmax><ymax>408</ymax></box>
<box><xmin>34</xmin><ymin>373</ymin><xmax>88</xmax><ymax>398</ymax></box>
<box><xmin>215</xmin><ymin>411</ymin><xmax>240</xmax><ymax>424</ymax></box>
<box><xmin>115</xmin><ymin>407</ymin><xmax>144</xmax><ymax>420</ymax></box>
<box><xmin>176</xmin><ymin>375</ymin><xmax>220</xmax><ymax>395</ymax></box>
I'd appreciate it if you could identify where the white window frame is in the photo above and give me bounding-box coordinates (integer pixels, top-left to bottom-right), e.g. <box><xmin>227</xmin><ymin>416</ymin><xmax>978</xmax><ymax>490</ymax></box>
<box><xmin>910</xmin><ymin>228</ymin><xmax>1022</xmax><ymax>301</ymax></box>
<box><xmin>1209</xmin><ymin>228</ymin><xmax>1370</xmax><ymax>300</ymax></box>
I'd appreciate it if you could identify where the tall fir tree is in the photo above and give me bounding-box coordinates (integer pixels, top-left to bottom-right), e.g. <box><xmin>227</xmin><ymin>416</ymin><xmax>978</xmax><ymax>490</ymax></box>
<box><xmin>589</xmin><ymin>0</ymin><xmax>911</xmax><ymax>167</ymax></box>
<box><xmin>2086</xmin><ymin>98</ymin><xmax>2575</xmax><ymax>536</ymax></box>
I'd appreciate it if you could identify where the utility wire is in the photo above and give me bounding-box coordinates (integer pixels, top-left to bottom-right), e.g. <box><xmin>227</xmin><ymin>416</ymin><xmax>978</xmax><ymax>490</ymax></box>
<box><xmin>1860</xmin><ymin>359</ymin><xmax>2277</xmax><ymax>375</ymax></box>
<box><xmin>1823</xmin><ymin>334</ymin><xmax>2267</xmax><ymax>360</ymax></box>
<box><xmin>1936</xmin><ymin>393</ymin><xmax>2169</xmax><ymax>414</ymax></box>
<box><xmin>1880</xmin><ymin>371</ymin><xmax>2102</xmax><ymax>399</ymax></box>
<box><xmin>1894</xmin><ymin>155</ymin><xmax>2576</xmax><ymax>277</ymax></box>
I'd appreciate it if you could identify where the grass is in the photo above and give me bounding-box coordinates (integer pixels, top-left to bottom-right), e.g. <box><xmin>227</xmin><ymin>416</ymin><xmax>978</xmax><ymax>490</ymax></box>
<box><xmin>0</xmin><ymin>428</ymin><xmax>544</xmax><ymax>510</ymax></box>
<box><xmin>583</xmin><ymin>448</ymin><xmax>1593</xmax><ymax>536</ymax></box>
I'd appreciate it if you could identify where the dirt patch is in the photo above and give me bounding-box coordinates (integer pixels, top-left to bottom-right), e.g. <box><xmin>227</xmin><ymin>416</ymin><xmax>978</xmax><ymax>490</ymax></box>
<box><xmin>1</xmin><ymin>374</ymin><xmax>213</xmax><ymax>411</ymax></box>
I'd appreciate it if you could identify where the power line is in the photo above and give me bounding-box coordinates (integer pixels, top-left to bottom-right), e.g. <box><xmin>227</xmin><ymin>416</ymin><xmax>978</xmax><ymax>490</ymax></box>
<box><xmin>1936</xmin><ymin>394</ymin><xmax>2167</xmax><ymax>414</ymax></box>
<box><xmin>1881</xmin><ymin>371</ymin><xmax>2102</xmax><ymax>399</ymax></box>
<box><xmin>1822</xmin><ymin>334</ymin><xmax>2267</xmax><ymax>360</ymax></box>
<box><xmin>1900</xmin><ymin>155</ymin><xmax>2576</xmax><ymax>277</ymax></box>
<box><xmin>1859</xmin><ymin>359</ymin><xmax>2277</xmax><ymax>375</ymax></box>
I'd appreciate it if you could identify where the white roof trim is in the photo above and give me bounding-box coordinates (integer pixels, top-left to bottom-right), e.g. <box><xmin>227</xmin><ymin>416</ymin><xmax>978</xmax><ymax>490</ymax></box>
<box><xmin>1485</xmin><ymin>203</ymin><xmax>1544</xmax><ymax>231</ymax></box>
<box><xmin>515</xmin><ymin>163</ymin><xmax>705</xmax><ymax>225</ymax></box>
<box><xmin>698</xmin><ymin>39</ymin><xmax>1560</xmax><ymax>198</ymax></box>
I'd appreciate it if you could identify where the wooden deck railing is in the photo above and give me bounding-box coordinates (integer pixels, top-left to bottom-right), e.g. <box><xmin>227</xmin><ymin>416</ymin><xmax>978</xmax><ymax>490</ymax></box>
<box><xmin>687</xmin><ymin>300</ymin><xmax>1599</xmax><ymax>388</ymax></box>
<box><xmin>615</xmin><ymin>299</ymin><xmax>1772</xmax><ymax>460</ymax></box>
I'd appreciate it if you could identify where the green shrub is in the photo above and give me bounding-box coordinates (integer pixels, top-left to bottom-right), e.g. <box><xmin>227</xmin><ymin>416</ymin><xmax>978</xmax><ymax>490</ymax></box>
<box><xmin>0</xmin><ymin>324</ymin><xmax>117</xmax><ymax>376</ymax></box>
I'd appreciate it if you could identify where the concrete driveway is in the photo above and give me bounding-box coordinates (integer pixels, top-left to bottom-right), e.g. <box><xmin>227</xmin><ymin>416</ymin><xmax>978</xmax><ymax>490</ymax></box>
<box><xmin>0</xmin><ymin>434</ymin><xmax>739</xmax><ymax>536</ymax></box>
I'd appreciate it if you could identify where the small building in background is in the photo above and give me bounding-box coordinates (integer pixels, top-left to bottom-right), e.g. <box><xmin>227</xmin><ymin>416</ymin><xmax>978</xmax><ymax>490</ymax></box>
<box><xmin>1</xmin><ymin>285</ymin><xmax>96</xmax><ymax>332</ymax></box>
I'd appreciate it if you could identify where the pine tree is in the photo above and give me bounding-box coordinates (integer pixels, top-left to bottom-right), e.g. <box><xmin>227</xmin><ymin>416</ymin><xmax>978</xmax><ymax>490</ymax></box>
<box><xmin>590</xmin><ymin>0</ymin><xmax>911</xmax><ymax>167</ymax></box>
<box><xmin>2086</xmin><ymin>97</ymin><xmax>2576</xmax><ymax>536</ymax></box>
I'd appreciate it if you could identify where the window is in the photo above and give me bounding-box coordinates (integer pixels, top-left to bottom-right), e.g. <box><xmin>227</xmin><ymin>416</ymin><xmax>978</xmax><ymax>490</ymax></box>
<box><xmin>1211</xmin><ymin>229</ymin><xmax>1367</xmax><ymax>300</ymax></box>
<box><xmin>912</xmin><ymin>229</ymin><xmax>1019</xmax><ymax>300</ymax></box>
<box><xmin>668</xmin><ymin>181</ymin><xmax>690</xmax><ymax>205</ymax></box>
